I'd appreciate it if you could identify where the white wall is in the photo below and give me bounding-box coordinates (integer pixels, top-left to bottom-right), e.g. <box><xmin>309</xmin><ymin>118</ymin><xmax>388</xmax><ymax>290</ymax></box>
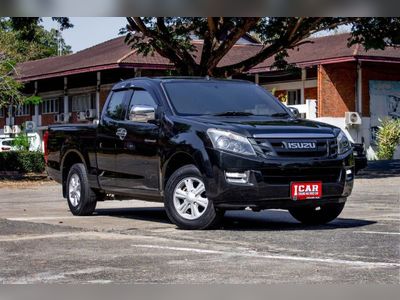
<box><xmin>312</xmin><ymin>117</ymin><xmax>378</xmax><ymax>160</ymax></box>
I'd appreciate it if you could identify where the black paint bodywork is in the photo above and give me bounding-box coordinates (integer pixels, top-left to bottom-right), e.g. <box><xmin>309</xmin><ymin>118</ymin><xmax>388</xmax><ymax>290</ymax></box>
<box><xmin>46</xmin><ymin>77</ymin><xmax>354</xmax><ymax>209</ymax></box>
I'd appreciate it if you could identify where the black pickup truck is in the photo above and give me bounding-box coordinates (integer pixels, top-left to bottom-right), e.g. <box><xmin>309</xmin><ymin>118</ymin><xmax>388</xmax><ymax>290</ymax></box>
<box><xmin>45</xmin><ymin>77</ymin><xmax>354</xmax><ymax>229</ymax></box>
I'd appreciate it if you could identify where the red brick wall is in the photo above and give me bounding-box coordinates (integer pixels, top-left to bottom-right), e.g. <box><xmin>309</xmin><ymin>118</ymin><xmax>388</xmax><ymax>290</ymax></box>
<box><xmin>361</xmin><ymin>62</ymin><xmax>400</xmax><ymax>117</ymax></box>
<box><xmin>14</xmin><ymin>115</ymin><xmax>32</xmax><ymax>126</ymax></box>
<box><xmin>305</xmin><ymin>87</ymin><xmax>318</xmax><ymax>100</ymax></box>
<box><xmin>41</xmin><ymin>114</ymin><xmax>57</xmax><ymax>126</ymax></box>
<box><xmin>318</xmin><ymin>62</ymin><xmax>357</xmax><ymax>117</ymax></box>
<box><xmin>0</xmin><ymin>117</ymin><xmax>5</xmax><ymax>128</ymax></box>
<box><xmin>100</xmin><ymin>87</ymin><xmax>112</xmax><ymax>112</ymax></box>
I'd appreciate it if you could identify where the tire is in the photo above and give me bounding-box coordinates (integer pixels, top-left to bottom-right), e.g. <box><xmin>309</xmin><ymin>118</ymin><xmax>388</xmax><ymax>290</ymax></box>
<box><xmin>66</xmin><ymin>163</ymin><xmax>98</xmax><ymax>216</ymax></box>
<box><xmin>288</xmin><ymin>202</ymin><xmax>345</xmax><ymax>225</ymax></box>
<box><xmin>164</xmin><ymin>164</ymin><xmax>222</xmax><ymax>230</ymax></box>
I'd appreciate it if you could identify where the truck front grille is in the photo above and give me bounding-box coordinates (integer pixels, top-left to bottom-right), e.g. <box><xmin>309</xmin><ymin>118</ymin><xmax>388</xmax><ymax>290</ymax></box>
<box><xmin>255</xmin><ymin>138</ymin><xmax>338</xmax><ymax>158</ymax></box>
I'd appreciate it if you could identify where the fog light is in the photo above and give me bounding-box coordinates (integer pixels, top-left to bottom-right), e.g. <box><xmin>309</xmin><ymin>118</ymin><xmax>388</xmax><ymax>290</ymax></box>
<box><xmin>346</xmin><ymin>169</ymin><xmax>353</xmax><ymax>180</ymax></box>
<box><xmin>225</xmin><ymin>171</ymin><xmax>250</xmax><ymax>184</ymax></box>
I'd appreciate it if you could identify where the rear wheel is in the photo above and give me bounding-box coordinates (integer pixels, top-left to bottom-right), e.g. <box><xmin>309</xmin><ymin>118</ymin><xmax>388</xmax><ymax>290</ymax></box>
<box><xmin>66</xmin><ymin>163</ymin><xmax>98</xmax><ymax>216</ymax></box>
<box><xmin>288</xmin><ymin>202</ymin><xmax>345</xmax><ymax>225</ymax></box>
<box><xmin>164</xmin><ymin>165</ymin><xmax>222</xmax><ymax>230</ymax></box>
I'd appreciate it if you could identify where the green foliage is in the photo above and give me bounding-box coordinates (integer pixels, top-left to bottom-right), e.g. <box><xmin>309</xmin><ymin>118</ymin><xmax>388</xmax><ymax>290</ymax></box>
<box><xmin>376</xmin><ymin>118</ymin><xmax>400</xmax><ymax>160</ymax></box>
<box><xmin>0</xmin><ymin>151</ymin><xmax>45</xmax><ymax>173</ymax></box>
<box><xmin>0</xmin><ymin>17</ymin><xmax>72</xmax><ymax>108</ymax></box>
<box><xmin>124</xmin><ymin>17</ymin><xmax>400</xmax><ymax>76</ymax></box>
<box><xmin>12</xmin><ymin>134</ymin><xmax>30</xmax><ymax>151</ymax></box>
<box><xmin>24</xmin><ymin>95</ymin><xmax>42</xmax><ymax>105</ymax></box>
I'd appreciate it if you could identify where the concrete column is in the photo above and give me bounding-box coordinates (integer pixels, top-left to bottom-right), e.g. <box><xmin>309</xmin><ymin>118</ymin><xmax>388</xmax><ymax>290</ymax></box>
<box><xmin>300</xmin><ymin>68</ymin><xmax>306</xmax><ymax>104</ymax></box>
<box><xmin>356</xmin><ymin>61</ymin><xmax>362</xmax><ymax>115</ymax></box>
<box><xmin>255</xmin><ymin>73</ymin><xmax>259</xmax><ymax>84</ymax></box>
<box><xmin>96</xmin><ymin>71</ymin><xmax>101</xmax><ymax>117</ymax></box>
<box><xmin>134</xmin><ymin>68</ymin><xmax>142</xmax><ymax>77</ymax></box>
<box><xmin>63</xmin><ymin>77</ymin><xmax>68</xmax><ymax>119</ymax></box>
<box><xmin>34</xmin><ymin>81</ymin><xmax>39</xmax><ymax>125</ymax></box>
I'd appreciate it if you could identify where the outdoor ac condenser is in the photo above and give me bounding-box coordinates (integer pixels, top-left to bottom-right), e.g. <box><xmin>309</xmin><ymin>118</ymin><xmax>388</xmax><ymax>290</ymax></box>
<box><xmin>85</xmin><ymin>109</ymin><xmax>97</xmax><ymax>119</ymax></box>
<box><xmin>78</xmin><ymin>111</ymin><xmax>87</xmax><ymax>121</ymax></box>
<box><xmin>59</xmin><ymin>113</ymin><xmax>71</xmax><ymax>123</ymax></box>
<box><xmin>3</xmin><ymin>125</ymin><xmax>12</xmax><ymax>134</ymax></box>
<box><xmin>345</xmin><ymin>112</ymin><xmax>362</xmax><ymax>126</ymax></box>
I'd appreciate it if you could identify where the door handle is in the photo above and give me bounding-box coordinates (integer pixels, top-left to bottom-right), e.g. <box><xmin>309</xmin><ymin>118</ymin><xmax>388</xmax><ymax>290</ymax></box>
<box><xmin>116</xmin><ymin>128</ymin><xmax>127</xmax><ymax>140</ymax></box>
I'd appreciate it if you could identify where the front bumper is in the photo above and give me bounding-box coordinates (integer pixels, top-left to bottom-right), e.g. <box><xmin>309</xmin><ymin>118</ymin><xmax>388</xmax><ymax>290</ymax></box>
<box><xmin>205</xmin><ymin>149</ymin><xmax>354</xmax><ymax>209</ymax></box>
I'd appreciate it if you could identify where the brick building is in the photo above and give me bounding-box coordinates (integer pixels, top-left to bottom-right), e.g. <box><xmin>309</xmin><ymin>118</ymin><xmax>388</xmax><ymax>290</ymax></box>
<box><xmin>1</xmin><ymin>33</ymin><xmax>399</xmax><ymax>158</ymax></box>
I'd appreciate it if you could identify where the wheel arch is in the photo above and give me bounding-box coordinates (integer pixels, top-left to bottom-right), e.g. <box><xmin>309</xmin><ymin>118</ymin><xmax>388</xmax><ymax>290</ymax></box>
<box><xmin>162</xmin><ymin>149</ymin><xmax>214</xmax><ymax>191</ymax></box>
<box><xmin>61</xmin><ymin>149</ymin><xmax>87</xmax><ymax>198</ymax></box>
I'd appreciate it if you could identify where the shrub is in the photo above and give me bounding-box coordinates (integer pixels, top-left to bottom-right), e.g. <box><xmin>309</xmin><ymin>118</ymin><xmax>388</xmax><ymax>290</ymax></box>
<box><xmin>376</xmin><ymin>118</ymin><xmax>400</xmax><ymax>160</ymax></box>
<box><xmin>12</xmin><ymin>133</ymin><xmax>30</xmax><ymax>151</ymax></box>
<box><xmin>0</xmin><ymin>151</ymin><xmax>45</xmax><ymax>173</ymax></box>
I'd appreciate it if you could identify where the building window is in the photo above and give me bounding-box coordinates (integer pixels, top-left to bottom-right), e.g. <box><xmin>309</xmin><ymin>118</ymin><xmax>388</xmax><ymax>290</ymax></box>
<box><xmin>71</xmin><ymin>93</ymin><xmax>96</xmax><ymax>112</ymax></box>
<box><xmin>15</xmin><ymin>104</ymin><xmax>30</xmax><ymax>116</ymax></box>
<box><xmin>42</xmin><ymin>98</ymin><xmax>59</xmax><ymax>114</ymax></box>
<box><xmin>287</xmin><ymin>90</ymin><xmax>301</xmax><ymax>105</ymax></box>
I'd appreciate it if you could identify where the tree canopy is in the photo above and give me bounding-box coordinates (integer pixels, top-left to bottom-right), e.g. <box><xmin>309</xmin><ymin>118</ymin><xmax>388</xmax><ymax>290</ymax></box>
<box><xmin>0</xmin><ymin>17</ymin><xmax>73</xmax><ymax>108</ymax></box>
<box><xmin>124</xmin><ymin>17</ymin><xmax>400</xmax><ymax>77</ymax></box>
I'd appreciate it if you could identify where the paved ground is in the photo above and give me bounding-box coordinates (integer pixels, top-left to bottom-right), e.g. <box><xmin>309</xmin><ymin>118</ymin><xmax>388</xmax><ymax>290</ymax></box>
<box><xmin>0</xmin><ymin>161</ymin><xmax>399</xmax><ymax>283</ymax></box>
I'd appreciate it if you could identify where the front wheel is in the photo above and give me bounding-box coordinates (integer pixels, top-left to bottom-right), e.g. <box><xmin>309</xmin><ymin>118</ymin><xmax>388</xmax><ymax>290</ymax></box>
<box><xmin>288</xmin><ymin>202</ymin><xmax>346</xmax><ymax>225</ymax></box>
<box><xmin>164</xmin><ymin>165</ymin><xmax>222</xmax><ymax>230</ymax></box>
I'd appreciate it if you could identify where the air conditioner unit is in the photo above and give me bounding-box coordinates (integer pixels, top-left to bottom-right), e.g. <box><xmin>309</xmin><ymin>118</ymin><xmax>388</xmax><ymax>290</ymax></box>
<box><xmin>86</xmin><ymin>109</ymin><xmax>97</xmax><ymax>119</ymax></box>
<box><xmin>59</xmin><ymin>113</ymin><xmax>71</xmax><ymax>123</ymax></box>
<box><xmin>24</xmin><ymin>121</ymin><xmax>37</xmax><ymax>132</ymax></box>
<box><xmin>3</xmin><ymin>125</ymin><xmax>12</xmax><ymax>134</ymax></box>
<box><xmin>78</xmin><ymin>111</ymin><xmax>87</xmax><ymax>121</ymax></box>
<box><xmin>345</xmin><ymin>112</ymin><xmax>362</xmax><ymax>126</ymax></box>
<box><xmin>12</xmin><ymin>125</ymin><xmax>21</xmax><ymax>134</ymax></box>
<box><xmin>54</xmin><ymin>114</ymin><xmax>61</xmax><ymax>123</ymax></box>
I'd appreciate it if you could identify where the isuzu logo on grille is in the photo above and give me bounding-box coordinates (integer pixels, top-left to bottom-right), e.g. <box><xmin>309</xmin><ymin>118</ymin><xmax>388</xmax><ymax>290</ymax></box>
<box><xmin>284</xmin><ymin>141</ymin><xmax>317</xmax><ymax>150</ymax></box>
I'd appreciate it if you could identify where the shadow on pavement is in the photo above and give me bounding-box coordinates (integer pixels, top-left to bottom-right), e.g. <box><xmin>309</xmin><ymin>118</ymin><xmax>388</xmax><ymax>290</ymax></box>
<box><xmin>357</xmin><ymin>159</ymin><xmax>400</xmax><ymax>179</ymax></box>
<box><xmin>94</xmin><ymin>207</ymin><xmax>376</xmax><ymax>231</ymax></box>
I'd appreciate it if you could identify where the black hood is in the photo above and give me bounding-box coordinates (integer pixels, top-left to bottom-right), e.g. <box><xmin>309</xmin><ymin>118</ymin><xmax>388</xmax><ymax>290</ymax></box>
<box><xmin>183</xmin><ymin>115</ymin><xmax>339</xmax><ymax>137</ymax></box>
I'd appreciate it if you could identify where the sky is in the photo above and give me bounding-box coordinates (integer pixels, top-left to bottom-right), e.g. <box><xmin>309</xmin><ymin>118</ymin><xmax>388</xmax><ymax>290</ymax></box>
<box><xmin>42</xmin><ymin>17</ymin><xmax>127</xmax><ymax>53</ymax></box>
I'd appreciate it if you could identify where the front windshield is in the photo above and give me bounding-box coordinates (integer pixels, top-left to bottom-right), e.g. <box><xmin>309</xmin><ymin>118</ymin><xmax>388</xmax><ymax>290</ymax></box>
<box><xmin>163</xmin><ymin>81</ymin><xmax>289</xmax><ymax>117</ymax></box>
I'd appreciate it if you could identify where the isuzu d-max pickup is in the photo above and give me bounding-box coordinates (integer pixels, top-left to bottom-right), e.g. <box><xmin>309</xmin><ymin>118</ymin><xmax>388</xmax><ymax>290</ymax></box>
<box><xmin>46</xmin><ymin>77</ymin><xmax>354</xmax><ymax>229</ymax></box>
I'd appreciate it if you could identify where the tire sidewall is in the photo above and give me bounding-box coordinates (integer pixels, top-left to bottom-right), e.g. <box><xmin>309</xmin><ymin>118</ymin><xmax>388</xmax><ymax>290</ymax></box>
<box><xmin>164</xmin><ymin>165</ymin><xmax>219</xmax><ymax>230</ymax></box>
<box><xmin>66</xmin><ymin>163</ymin><xmax>92</xmax><ymax>215</ymax></box>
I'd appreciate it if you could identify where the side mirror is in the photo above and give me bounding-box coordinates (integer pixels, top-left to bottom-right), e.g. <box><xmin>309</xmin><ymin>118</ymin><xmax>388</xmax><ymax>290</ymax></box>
<box><xmin>129</xmin><ymin>105</ymin><xmax>156</xmax><ymax>123</ymax></box>
<box><xmin>288</xmin><ymin>107</ymin><xmax>300</xmax><ymax>118</ymax></box>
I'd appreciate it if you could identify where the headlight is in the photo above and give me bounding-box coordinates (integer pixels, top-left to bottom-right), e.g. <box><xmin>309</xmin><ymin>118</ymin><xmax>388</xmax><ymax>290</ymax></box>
<box><xmin>337</xmin><ymin>130</ymin><xmax>351</xmax><ymax>154</ymax></box>
<box><xmin>207</xmin><ymin>129</ymin><xmax>256</xmax><ymax>156</ymax></box>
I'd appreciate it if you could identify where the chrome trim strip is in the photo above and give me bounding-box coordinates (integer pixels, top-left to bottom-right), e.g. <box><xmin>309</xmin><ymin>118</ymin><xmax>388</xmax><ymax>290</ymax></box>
<box><xmin>253</xmin><ymin>133</ymin><xmax>335</xmax><ymax>139</ymax></box>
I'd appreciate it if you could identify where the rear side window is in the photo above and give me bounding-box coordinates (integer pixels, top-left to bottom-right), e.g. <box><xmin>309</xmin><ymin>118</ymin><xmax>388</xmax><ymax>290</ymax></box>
<box><xmin>128</xmin><ymin>90</ymin><xmax>157</xmax><ymax>111</ymax></box>
<box><xmin>106</xmin><ymin>91</ymin><xmax>126</xmax><ymax>120</ymax></box>
<box><xmin>2</xmin><ymin>140</ymin><xmax>12</xmax><ymax>146</ymax></box>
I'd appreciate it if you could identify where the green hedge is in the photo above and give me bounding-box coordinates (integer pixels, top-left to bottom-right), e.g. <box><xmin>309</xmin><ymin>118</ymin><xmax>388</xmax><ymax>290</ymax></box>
<box><xmin>0</xmin><ymin>151</ymin><xmax>45</xmax><ymax>173</ymax></box>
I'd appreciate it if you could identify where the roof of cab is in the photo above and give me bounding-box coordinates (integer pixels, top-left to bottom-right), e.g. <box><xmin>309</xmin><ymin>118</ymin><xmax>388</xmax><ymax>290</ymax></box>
<box><xmin>112</xmin><ymin>76</ymin><xmax>253</xmax><ymax>90</ymax></box>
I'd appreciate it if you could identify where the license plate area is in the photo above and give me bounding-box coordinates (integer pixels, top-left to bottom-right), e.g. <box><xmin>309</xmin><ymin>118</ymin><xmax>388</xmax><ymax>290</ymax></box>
<box><xmin>291</xmin><ymin>181</ymin><xmax>322</xmax><ymax>200</ymax></box>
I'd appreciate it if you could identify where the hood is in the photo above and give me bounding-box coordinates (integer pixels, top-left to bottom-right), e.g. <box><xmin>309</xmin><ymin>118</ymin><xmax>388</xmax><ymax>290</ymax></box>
<box><xmin>183</xmin><ymin>115</ymin><xmax>339</xmax><ymax>137</ymax></box>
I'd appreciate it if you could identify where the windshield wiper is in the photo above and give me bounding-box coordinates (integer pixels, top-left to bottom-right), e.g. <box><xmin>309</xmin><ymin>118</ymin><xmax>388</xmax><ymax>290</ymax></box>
<box><xmin>214</xmin><ymin>111</ymin><xmax>254</xmax><ymax>116</ymax></box>
<box><xmin>270</xmin><ymin>112</ymin><xmax>290</xmax><ymax>117</ymax></box>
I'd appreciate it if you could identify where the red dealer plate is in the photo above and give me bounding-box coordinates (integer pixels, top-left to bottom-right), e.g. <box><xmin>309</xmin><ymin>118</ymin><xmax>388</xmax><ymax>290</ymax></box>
<box><xmin>291</xmin><ymin>182</ymin><xmax>322</xmax><ymax>200</ymax></box>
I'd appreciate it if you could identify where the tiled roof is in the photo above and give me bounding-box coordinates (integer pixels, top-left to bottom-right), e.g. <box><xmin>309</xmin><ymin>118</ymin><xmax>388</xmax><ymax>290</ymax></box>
<box><xmin>251</xmin><ymin>33</ymin><xmax>400</xmax><ymax>72</ymax></box>
<box><xmin>17</xmin><ymin>33</ymin><xmax>400</xmax><ymax>81</ymax></box>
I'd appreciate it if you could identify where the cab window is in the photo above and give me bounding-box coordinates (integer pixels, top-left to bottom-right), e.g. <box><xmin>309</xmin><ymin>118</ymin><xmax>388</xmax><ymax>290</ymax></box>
<box><xmin>106</xmin><ymin>91</ymin><xmax>126</xmax><ymax>120</ymax></box>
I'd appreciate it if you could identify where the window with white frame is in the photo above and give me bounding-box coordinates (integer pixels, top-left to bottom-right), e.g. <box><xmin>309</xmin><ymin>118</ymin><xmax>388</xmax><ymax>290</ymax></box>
<box><xmin>71</xmin><ymin>93</ymin><xmax>96</xmax><ymax>112</ymax></box>
<box><xmin>287</xmin><ymin>90</ymin><xmax>301</xmax><ymax>105</ymax></box>
<box><xmin>15</xmin><ymin>104</ymin><xmax>30</xmax><ymax>116</ymax></box>
<box><xmin>42</xmin><ymin>98</ymin><xmax>60</xmax><ymax>114</ymax></box>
